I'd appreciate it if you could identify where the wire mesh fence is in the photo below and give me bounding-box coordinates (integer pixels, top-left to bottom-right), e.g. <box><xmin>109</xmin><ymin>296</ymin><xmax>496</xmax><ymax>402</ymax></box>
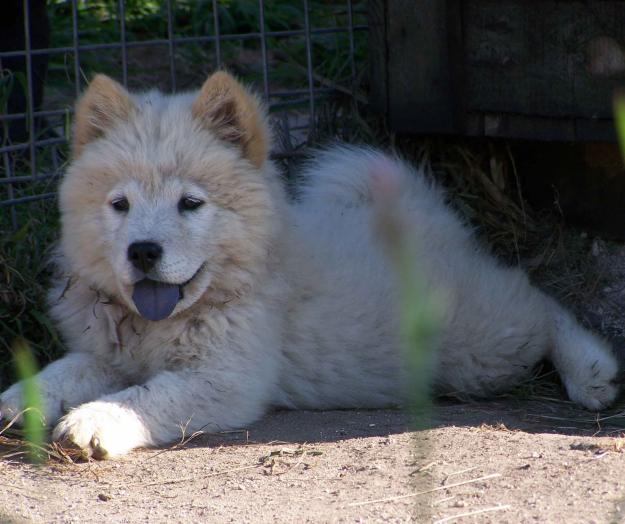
<box><xmin>0</xmin><ymin>0</ymin><xmax>368</xmax><ymax>228</ymax></box>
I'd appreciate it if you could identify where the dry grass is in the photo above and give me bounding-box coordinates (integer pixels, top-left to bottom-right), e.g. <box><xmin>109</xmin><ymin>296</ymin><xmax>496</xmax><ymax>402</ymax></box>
<box><xmin>0</xmin><ymin>424</ymin><xmax>81</xmax><ymax>464</ymax></box>
<box><xmin>347</xmin><ymin>472</ymin><xmax>502</xmax><ymax>507</ymax></box>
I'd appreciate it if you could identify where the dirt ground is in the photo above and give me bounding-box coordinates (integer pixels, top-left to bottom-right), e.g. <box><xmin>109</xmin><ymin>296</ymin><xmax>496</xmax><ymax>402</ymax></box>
<box><xmin>2</xmin><ymin>398</ymin><xmax>625</xmax><ymax>524</ymax></box>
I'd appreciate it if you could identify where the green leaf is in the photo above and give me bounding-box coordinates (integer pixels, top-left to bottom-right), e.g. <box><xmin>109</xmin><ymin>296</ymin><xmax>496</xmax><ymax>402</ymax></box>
<box><xmin>12</xmin><ymin>339</ymin><xmax>45</xmax><ymax>463</ymax></box>
<box><xmin>614</xmin><ymin>93</ymin><xmax>625</xmax><ymax>165</ymax></box>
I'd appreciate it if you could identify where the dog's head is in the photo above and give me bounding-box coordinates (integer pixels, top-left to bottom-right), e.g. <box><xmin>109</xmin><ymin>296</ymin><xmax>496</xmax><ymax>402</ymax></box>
<box><xmin>60</xmin><ymin>71</ymin><xmax>280</xmax><ymax>321</ymax></box>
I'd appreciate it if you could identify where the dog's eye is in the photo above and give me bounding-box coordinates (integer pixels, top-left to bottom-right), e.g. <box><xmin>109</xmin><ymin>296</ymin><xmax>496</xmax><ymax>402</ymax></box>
<box><xmin>111</xmin><ymin>197</ymin><xmax>129</xmax><ymax>212</ymax></box>
<box><xmin>178</xmin><ymin>196</ymin><xmax>204</xmax><ymax>212</ymax></box>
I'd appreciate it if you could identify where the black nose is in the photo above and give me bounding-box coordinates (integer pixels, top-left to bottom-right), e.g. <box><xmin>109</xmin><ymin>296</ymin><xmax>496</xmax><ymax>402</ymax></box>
<box><xmin>127</xmin><ymin>241</ymin><xmax>163</xmax><ymax>273</ymax></box>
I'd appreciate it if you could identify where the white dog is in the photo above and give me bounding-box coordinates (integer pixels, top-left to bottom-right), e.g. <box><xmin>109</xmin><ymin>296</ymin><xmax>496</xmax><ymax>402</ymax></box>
<box><xmin>0</xmin><ymin>72</ymin><xmax>619</xmax><ymax>458</ymax></box>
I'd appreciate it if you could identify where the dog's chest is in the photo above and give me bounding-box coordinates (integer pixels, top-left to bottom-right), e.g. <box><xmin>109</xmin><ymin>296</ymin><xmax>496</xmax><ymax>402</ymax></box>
<box><xmin>100</xmin><ymin>302</ymin><xmax>196</xmax><ymax>377</ymax></box>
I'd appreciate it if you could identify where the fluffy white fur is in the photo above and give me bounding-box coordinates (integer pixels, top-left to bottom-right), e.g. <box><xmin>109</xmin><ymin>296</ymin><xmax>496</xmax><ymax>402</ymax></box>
<box><xmin>0</xmin><ymin>72</ymin><xmax>619</xmax><ymax>459</ymax></box>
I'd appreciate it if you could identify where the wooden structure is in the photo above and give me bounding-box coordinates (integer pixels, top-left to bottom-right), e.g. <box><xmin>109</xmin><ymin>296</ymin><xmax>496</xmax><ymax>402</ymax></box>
<box><xmin>369</xmin><ymin>0</ymin><xmax>625</xmax><ymax>141</ymax></box>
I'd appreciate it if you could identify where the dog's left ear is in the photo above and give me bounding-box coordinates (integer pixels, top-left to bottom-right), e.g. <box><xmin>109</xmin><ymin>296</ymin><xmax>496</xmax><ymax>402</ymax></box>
<box><xmin>192</xmin><ymin>71</ymin><xmax>270</xmax><ymax>169</ymax></box>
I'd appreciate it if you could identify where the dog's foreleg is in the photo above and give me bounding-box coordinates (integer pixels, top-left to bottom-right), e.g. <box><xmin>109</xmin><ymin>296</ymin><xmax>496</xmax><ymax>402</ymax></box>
<box><xmin>0</xmin><ymin>352</ymin><xmax>125</xmax><ymax>427</ymax></box>
<box><xmin>52</xmin><ymin>366</ymin><xmax>270</xmax><ymax>458</ymax></box>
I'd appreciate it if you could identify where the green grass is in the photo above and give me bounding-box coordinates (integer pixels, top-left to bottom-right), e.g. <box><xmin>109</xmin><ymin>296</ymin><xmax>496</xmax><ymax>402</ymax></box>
<box><xmin>11</xmin><ymin>339</ymin><xmax>45</xmax><ymax>463</ymax></box>
<box><xmin>0</xmin><ymin>200</ymin><xmax>62</xmax><ymax>384</ymax></box>
<box><xmin>614</xmin><ymin>92</ymin><xmax>625</xmax><ymax>165</ymax></box>
<box><xmin>371</xmin><ymin>163</ymin><xmax>439</xmax><ymax>427</ymax></box>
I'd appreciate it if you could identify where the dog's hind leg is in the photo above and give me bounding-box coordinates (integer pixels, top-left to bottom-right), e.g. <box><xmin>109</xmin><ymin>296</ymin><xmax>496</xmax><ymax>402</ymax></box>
<box><xmin>547</xmin><ymin>301</ymin><xmax>619</xmax><ymax>410</ymax></box>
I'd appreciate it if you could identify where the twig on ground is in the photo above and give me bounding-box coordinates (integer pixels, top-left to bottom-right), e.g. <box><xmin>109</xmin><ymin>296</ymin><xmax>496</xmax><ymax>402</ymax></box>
<box><xmin>417</xmin><ymin>461</ymin><xmax>437</xmax><ymax>472</ymax></box>
<box><xmin>432</xmin><ymin>496</ymin><xmax>456</xmax><ymax>506</ymax></box>
<box><xmin>259</xmin><ymin>444</ymin><xmax>323</xmax><ymax>476</ymax></box>
<box><xmin>434</xmin><ymin>504</ymin><xmax>512</xmax><ymax>524</ymax></box>
<box><xmin>148</xmin><ymin>428</ymin><xmax>249</xmax><ymax>460</ymax></box>
<box><xmin>346</xmin><ymin>473</ymin><xmax>501</xmax><ymax>507</ymax></box>
<box><xmin>443</xmin><ymin>466</ymin><xmax>478</xmax><ymax>484</ymax></box>
<box><xmin>110</xmin><ymin>464</ymin><xmax>260</xmax><ymax>488</ymax></box>
<box><xmin>0</xmin><ymin>483</ymin><xmax>48</xmax><ymax>501</ymax></box>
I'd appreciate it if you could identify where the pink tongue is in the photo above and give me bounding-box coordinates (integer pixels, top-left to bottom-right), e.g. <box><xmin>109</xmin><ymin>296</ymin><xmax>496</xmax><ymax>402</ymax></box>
<box><xmin>132</xmin><ymin>279</ymin><xmax>182</xmax><ymax>321</ymax></box>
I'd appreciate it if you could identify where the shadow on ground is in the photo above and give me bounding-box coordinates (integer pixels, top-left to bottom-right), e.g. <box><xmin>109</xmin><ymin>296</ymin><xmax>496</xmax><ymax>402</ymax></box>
<box><xmin>184</xmin><ymin>394</ymin><xmax>625</xmax><ymax>453</ymax></box>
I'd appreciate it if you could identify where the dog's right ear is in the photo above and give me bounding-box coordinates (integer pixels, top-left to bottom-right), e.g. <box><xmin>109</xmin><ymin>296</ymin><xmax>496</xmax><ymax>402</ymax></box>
<box><xmin>73</xmin><ymin>74</ymin><xmax>135</xmax><ymax>157</ymax></box>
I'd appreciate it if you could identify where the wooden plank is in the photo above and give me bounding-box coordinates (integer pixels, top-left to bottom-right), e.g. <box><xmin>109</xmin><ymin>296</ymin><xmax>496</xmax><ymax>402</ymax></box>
<box><xmin>465</xmin><ymin>113</ymin><xmax>616</xmax><ymax>142</ymax></box>
<box><xmin>575</xmin><ymin>119</ymin><xmax>617</xmax><ymax>143</ymax></box>
<box><xmin>572</xmin><ymin>1</ymin><xmax>625</xmax><ymax>119</ymax></box>
<box><xmin>446</xmin><ymin>0</ymin><xmax>466</xmax><ymax>131</ymax></box>
<box><xmin>368</xmin><ymin>0</ymin><xmax>389</xmax><ymax>116</ymax></box>
<box><xmin>387</xmin><ymin>0</ymin><xmax>461</xmax><ymax>133</ymax></box>
<box><xmin>481</xmin><ymin>113</ymin><xmax>576</xmax><ymax>141</ymax></box>
<box><xmin>465</xmin><ymin>0</ymin><xmax>625</xmax><ymax>120</ymax></box>
<box><xmin>376</xmin><ymin>0</ymin><xmax>625</xmax><ymax>141</ymax></box>
<box><xmin>465</xmin><ymin>0</ymin><xmax>573</xmax><ymax>117</ymax></box>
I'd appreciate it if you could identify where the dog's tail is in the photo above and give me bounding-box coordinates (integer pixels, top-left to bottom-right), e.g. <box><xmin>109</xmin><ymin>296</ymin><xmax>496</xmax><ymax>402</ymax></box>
<box><xmin>296</xmin><ymin>145</ymin><xmax>464</xmax><ymax>248</ymax></box>
<box><xmin>297</xmin><ymin>145</ymin><xmax>430</xmax><ymax>207</ymax></box>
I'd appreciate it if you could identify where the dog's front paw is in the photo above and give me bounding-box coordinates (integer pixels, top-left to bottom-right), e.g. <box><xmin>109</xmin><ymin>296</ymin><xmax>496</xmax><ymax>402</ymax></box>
<box><xmin>53</xmin><ymin>401</ymin><xmax>148</xmax><ymax>459</ymax></box>
<box><xmin>562</xmin><ymin>350</ymin><xmax>619</xmax><ymax>411</ymax></box>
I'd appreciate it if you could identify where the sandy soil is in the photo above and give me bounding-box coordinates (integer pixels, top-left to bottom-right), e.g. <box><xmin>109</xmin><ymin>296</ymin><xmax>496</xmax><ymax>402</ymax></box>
<box><xmin>2</xmin><ymin>399</ymin><xmax>625</xmax><ymax>524</ymax></box>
